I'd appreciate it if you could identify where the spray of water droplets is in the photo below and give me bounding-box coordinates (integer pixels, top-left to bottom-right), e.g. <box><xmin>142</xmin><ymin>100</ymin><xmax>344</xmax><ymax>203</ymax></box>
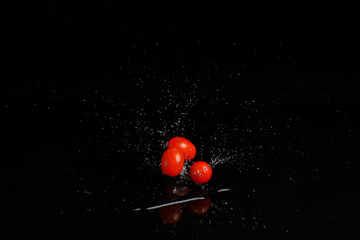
<box><xmin>79</xmin><ymin>61</ymin><xmax>278</xmax><ymax>180</ymax></box>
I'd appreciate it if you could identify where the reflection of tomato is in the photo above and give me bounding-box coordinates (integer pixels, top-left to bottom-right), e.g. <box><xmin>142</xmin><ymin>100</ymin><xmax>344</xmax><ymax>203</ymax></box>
<box><xmin>188</xmin><ymin>197</ymin><xmax>211</xmax><ymax>215</ymax></box>
<box><xmin>165</xmin><ymin>184</ymin><xmax>190</xmax><ymax>196</ymax></box>
<box><xmin>159</xmin><ymin>204</ymin><xmax>183</xmax><ymax>224</ymax></box>
<box><xmin>161</xmin><ymin>147</ymin><xmax>184</xmax><ymax>176</ymax></box>
<box><xmin>189</xmin><ymin>161</ymin><xmax>212</xmax><ymax>184</ymax></box>
<box><xmin>168</xmin><ymin>137</ymin><xmax>196</xmax><ymax>161</ymax></box>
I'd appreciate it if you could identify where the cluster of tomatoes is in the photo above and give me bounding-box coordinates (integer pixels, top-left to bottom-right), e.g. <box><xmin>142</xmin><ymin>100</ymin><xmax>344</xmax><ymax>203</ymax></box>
<box><xmin>160</xmin><ymin>137</ymin><xmax>212</xmax><ymax>184</ymax></box>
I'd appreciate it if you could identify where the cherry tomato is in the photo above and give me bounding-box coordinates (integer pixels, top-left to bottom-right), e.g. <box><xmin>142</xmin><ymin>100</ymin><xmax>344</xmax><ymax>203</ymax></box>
<box><xmin>161</xmin><ymin>147</ymin><xmax>184</xmax><ymax>177</ymax></box>
<box><xmin>188</xmin><ymin>197</ymin><xmax>211</xmax><ymax>215</ymax></box>
<box><xmin>168</xmin><ymin>137</ymin><xmax>196</xmax><ymax>161</ymax></box>
<box><xmin>189</xmin><ymin>161</ymin><xmax>212</xmax><ymax>184</ymax></box>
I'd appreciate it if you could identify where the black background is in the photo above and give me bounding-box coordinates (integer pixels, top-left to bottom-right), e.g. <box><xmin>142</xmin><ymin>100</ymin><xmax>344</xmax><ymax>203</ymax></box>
<box><xmin>1</xmin><ymin>5</ymin><xmax>360</xmax><ymax>239</ymax></box>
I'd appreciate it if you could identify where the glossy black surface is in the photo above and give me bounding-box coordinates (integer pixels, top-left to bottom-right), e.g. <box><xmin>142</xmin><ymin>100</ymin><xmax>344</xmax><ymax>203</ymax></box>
<box><xmin>1</xmin><ymin>9</ymin><xmax>359</xmax><ymax>238</ymax></box>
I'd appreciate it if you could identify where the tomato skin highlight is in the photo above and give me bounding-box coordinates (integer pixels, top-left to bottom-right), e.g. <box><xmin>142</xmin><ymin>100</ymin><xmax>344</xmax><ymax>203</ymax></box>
<box><xmin>168</xmin><ymin>137</ymin><xmax>196</xmax><ymax>161</ymax></box>
<box><xmin>189</xmin><ymin>161</ymin><xmax>212</xmax><ymax>184</ymax></box>
<box><xmin>161</xmin><ymin>147</ymin><xmax>185</xmax><ymax>177</ymax></box>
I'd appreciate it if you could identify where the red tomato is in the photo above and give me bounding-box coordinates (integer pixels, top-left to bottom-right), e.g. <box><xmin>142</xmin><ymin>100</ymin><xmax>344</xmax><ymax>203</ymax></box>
<box><xmin>188</xmin><ymin>197</ymin><xmax>211</xmax><ymax>215</ymax></box>
<box><xmin>189</xmin><ymin>161</ymin><xmax>212</xmax><ymax>184</ymax></box>
<box><xmin>161</xmin><ymin>147</ymin><xmax>184</xmax><ymax>177</ymax></box>
<box><xmin>168</xmin><ymin>137</ymin><xmax>196</xmax><ymax>161</ymax></box>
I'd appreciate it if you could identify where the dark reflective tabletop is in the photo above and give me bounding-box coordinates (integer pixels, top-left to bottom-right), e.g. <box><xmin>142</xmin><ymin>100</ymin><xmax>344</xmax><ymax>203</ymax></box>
<box><xmin>1</xmin><ymin>11</ymin><xmax>359</xmax><ymax>238</ymax></box>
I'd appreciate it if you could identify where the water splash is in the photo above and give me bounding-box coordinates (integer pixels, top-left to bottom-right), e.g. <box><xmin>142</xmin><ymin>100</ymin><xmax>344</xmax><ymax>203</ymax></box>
<box><xmin>210</xmin><ymin>154</ymin><xmax>232</xmax><ymax>168</ymax></box>
<box><xmin>178</xmin><ymin>161</ymin><xmax>191</xmax><ymax>183</ymax></box>
<box><xmin>78</xmin><ymin>58</ymin><xmax>278</xmax><ymax>180</ymax></box>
